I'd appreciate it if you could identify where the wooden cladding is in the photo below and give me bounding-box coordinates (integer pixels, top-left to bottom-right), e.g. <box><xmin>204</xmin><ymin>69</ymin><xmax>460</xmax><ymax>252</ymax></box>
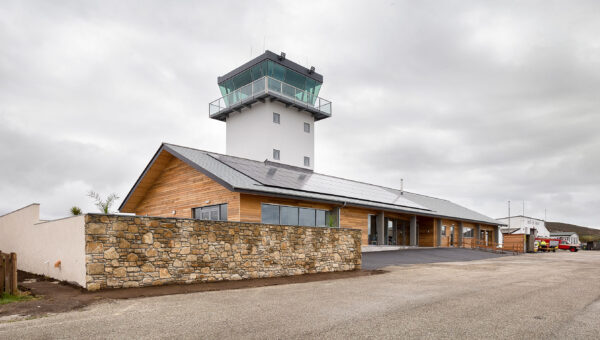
<box><xmin>340</xmin><ymin>207</ymin><xmax>377</xmax><ymax>245</ymax></box>
<box><xmin>121</xmin><ymin>151</ymin><xmax>175</xmax><ymax>212</ymax></box>
<box><xmin>503</xmin><ymin>234</ymin><xmax>525</xmax><ymax>253</ymax></box>
<box><xmin>417</xmin><ymin>217</ymin><xmax>435</xmax><ymax>247</ymax></box>
<box><xmin>133</xmin><ymin>155</ymin><xmax>240</xmax><ymax>220</ymax></box>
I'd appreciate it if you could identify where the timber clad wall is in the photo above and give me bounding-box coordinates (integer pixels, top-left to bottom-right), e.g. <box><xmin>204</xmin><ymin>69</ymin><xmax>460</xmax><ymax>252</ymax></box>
<box><xmin>502</xmin><ymin>234</ymin><xmax>525</xmax><ymax>252</ymax></box>
<box><xmin>84</xmin><ymin>214</ymin><xmax>361</xmax><ymax>291</ymax></box>
<box><xmin>135</xmin><ymin>157</ymin><xmax>240</xmax><ymax>220</ymax></box>
<box><xmin>418</xmin><ymin>217</ymin><xmax>435</xmax><ymax>247</ymax></box>
<box><xmin>340</xmin><ymin>207</ymin><xmax>377</xmax><ymax>245</ymax></box>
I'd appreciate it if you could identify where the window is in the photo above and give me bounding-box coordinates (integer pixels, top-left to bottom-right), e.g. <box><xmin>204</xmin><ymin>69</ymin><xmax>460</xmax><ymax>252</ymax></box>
<box><xmin>280</xmin><ymin>206</ymin><xmax>299</xmax><ymax>225</ymax></box>
<box><xmin>463</xmin><ymin>227</ymin><xmax>474</xmax><ymax>238</ymax></box>
<box><xmin>441</xmin><ymin>225</ymin><xmax>446</xmax><ymax>236</ymax></box>
<box><xmin>261</xmin><ymin>204</ymin><xmax>279</xmax><ymax>224</ymax></box>
<box><xmin>316</xmin><ymin>210</ymin><xmax>326</xmax><ymax>227</ymax></box>
<box><xmin>273</xmin><ymin>149</ymin><xmax>280</xmax><ymax>160</ymax></box>
<box><xmin>193</xmin><ymin>204</ymin><xmax>228</xmax><ymax>221</ymax></box>
<box><xmin>219</xmin><ymin>204</ymin><xmax>228</xmax><ymax>221</ymax></box>
<box><xmin>304</xmin><ymin>156</ymin><xmax>310</xmax><ymax>167</ymax></box>
<box><xmin>299</xmin><ymin>208</ymin><xmax>316</xmax><ymax>227</ymax></box>
<box><xmin>304</xmin><ymin>122</ymin><xmax>310</xmax><ymax>133</ymax></box>
<box><xmin>261</xmin><ymin>203</ymin><xmax>329</xmax><ymax>227</ymax></box>
<box><xmin>273</xmin><ymin>112</ymin><xmax>280</xmax><ymax>124</ymax></box>
<box><xmin>217</xmin><ymin>60</ymin><xmax>323</xmax><ymax>105</ymax></box>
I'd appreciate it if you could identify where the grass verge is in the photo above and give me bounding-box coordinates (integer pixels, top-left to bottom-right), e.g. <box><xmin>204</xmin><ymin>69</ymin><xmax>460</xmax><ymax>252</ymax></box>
<box><xmin>0</xmin><ymin>292</ymin><xmax>35</xmax><ymax>305</ymax></box>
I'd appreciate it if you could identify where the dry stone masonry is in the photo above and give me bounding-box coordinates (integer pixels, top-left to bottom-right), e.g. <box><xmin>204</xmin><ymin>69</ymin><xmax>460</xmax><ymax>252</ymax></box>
<box><xmin>85</xmin><ymin>214</ymin><xmax>361</xmax><ymax>290</ymax></box>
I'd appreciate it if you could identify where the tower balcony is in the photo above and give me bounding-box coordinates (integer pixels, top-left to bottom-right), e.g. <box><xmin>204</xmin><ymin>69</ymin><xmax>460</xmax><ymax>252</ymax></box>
<box><xmin>209</xmin><ymin>76</ymin><xmax>332</xmax><ymax>122</ymax></box>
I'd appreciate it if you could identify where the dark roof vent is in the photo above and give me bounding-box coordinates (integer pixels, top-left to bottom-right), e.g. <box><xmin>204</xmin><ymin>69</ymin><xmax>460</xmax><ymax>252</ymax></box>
<box><xmin>308</xmin><ymin>66</ymin><xmax>315</xmax><ymax>74</ymax></box>
<box><xmin>278</xmin><ymin>52</ymin><xmax>286</xmax><ymax>61</ymax></box>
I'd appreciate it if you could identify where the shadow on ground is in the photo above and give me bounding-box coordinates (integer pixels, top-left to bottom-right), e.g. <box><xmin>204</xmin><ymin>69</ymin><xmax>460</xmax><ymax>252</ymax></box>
<box><xmin>362</xmin><ymin>248</ymin><xmax>512</xmax><ymax>270</ymax></box>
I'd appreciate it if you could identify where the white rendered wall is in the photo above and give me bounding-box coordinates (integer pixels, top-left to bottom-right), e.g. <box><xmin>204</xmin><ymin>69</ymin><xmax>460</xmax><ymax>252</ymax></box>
<box><xmin>226</xmin><ymin>101</ymin><xmax>315</xmax><ymax>169</ymax></box>
<box><xmin>0</xmin><ymin>204</ymin><xmax>86</xmax><ymax>287</ymax></box>
<box><xmin>498</xmin><ymin>216</ymin><xmax>550</xmax><ymax>246</ymax></box>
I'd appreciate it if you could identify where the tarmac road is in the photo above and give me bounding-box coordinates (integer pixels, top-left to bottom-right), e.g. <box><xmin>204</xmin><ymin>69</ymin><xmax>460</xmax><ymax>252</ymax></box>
<box><xmin>361</xmin><ymin>247</ymin><xmax>509</xmax><ymax>269</ymax></box>
<box><xmin>1</xmin><ymin>251</ymin><xmax>599</xmax><ymax>339</ymax></box>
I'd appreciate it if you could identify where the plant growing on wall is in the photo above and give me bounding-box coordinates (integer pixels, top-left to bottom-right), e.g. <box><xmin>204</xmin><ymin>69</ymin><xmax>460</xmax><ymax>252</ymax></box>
<box><xmin>88</xmin><ymin>191</ymin><xmax>120</xmax><ymax>214</ymax></box>
<box><xmin>70</xmin><ymin>206</ymin><xmax>82</xmax><ymax>216</ymax></box>
<box><xmin>328</xmin><ymin>214</ymin><xmax>337</xmax><ymax>228</ymax></box>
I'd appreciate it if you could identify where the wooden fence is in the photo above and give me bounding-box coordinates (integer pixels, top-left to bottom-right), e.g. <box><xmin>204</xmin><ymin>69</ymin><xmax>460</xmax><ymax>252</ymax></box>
<box><xmin>459</xmin><ymin>240</ymin><xmax>524</xmax><ymax>254</ymax></box>
<box><xmin>0</xmin><ymin>251</ymin><xmax>18</xmax><ymax>295</ymax></box>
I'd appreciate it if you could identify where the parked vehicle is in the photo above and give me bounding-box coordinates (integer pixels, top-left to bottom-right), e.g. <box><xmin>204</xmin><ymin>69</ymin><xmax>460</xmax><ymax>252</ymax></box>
<box><xmin>535</xmin><ymin>238</ymin><xmax>558</xmax><ymax>252</ymax></box>
<box><xmin>535</xmin><ymin>237</ymin><xmax>579</xmax><ymax>252</ymax></box>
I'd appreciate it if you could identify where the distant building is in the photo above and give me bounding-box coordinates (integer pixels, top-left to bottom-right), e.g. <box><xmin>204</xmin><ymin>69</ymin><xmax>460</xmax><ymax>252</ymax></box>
<box><xmin>497</xmin><ymin>215</ymin><xmax>550</xmax><ymax>238</ymax></box>
<box><xmin>549</xmin><ymin>232</ymin><xmax>580</xmax><ymax>245</ymax></box>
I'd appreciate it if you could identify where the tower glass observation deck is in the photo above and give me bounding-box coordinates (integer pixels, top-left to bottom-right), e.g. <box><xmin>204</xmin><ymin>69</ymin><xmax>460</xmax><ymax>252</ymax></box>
<box><xmin>209</xmin><ymin>51</ymin><xmax>332</xmax><ymax>121</ymax></box>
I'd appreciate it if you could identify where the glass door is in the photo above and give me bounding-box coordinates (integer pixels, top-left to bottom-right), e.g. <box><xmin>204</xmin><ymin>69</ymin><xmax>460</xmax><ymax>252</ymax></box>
<box><xmin>368</xmin><ymin>215</ymin><xmax>377</xmax><ymax>245</ymax></box>
<box><xmin>385</xmin><ymin>218</ymin><xmax>396</xmax><ymax>245</ymax></box>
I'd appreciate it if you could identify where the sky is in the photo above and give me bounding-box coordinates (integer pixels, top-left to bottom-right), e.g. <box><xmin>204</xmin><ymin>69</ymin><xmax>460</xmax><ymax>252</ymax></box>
<box><xmin>1</xmin><ymin>1</ymin><xmax>599</xmax><ymax>227</ymax></box>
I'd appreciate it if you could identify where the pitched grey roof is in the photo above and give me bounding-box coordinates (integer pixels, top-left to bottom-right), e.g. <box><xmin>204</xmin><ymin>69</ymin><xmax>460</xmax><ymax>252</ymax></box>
<box><xmin>138</xmin><ymin>143</ymin><xmax>501</xmax><ymax>225</ymax></box>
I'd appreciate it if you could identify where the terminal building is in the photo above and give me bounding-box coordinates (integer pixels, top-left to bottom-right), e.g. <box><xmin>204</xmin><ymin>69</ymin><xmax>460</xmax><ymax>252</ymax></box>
<box><xmin>119</xmin><ymin>51</ymin><xmax>502</xmax><ymax>247</ymax></box>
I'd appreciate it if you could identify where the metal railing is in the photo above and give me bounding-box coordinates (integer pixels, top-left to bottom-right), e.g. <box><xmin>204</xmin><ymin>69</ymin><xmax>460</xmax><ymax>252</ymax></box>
<box><xmin>209</xmin><ymin>76</ymin><xmax>332</xmax><ymax>117</ymax></box>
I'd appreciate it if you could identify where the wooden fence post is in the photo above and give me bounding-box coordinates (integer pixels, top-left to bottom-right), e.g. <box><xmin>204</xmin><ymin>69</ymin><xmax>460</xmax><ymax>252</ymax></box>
<box><xmin>10</xmin><ymin>253</ymin><xmax>17</xmax><ymax>295</ymax></box>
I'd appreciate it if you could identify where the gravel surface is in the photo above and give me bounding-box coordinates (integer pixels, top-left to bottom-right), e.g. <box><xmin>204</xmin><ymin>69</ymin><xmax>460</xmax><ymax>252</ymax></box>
<box><xmin>1</xmin><ymin>251</ymin><xmax>599</xmax><ymax>339</ymax></box>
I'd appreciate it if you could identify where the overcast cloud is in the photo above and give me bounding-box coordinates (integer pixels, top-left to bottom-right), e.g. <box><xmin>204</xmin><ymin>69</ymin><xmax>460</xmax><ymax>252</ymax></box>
<box><xmin>1</xmin><ymin>1</ymin><xmax>599</xmax><ymax>227</ymax></box>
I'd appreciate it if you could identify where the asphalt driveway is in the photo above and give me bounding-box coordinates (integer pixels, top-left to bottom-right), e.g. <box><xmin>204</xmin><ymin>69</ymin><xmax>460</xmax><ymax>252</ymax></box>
<box><xmin>2</xmin><ymin>252</ymin><xmax>599</xmax><ymax>339</ymax></box>
<box><xmin>362</xmin><ymin>247</ymin><xmax>510</xmax><ymax>269</ymax></box>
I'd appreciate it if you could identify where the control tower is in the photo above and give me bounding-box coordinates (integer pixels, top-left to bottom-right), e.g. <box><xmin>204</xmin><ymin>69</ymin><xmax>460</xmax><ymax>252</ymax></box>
<box><xmin>209</xmin><ymin>51</ymin><xmax>332</xmax><ymax>169</ymax></box>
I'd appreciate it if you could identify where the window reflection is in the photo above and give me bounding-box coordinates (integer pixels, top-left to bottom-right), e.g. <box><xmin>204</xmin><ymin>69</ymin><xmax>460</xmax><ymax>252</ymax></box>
<box><xmin>218</xmin><ymin>60</ymin><xmax>323</xmax><ymax>105</ymax></box>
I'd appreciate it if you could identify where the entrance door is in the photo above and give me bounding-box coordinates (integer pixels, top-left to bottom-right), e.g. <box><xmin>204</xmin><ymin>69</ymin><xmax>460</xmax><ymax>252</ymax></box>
<box><xmin>480</xmin><ymin>230</ymin><xmax>489</xmax><ymax>246</ymax></box>
<box><xmin>368</xmin><ymin>215</ymin><xmax>377</xmax><ymax>245</ymax></box>
<box><xmin>396</xmin><ymin>220</ymin><xmax>407</xmax><ymax>246</ymax></box>
<box><xmin>450</xmin><ymin>226</ymin><xmax>455</xmax><ymax>246</ymax></box>
<box><xmin>385</xmin><ymin>218</ymin><xmax>396</xmax><ymax>245</ymax></box>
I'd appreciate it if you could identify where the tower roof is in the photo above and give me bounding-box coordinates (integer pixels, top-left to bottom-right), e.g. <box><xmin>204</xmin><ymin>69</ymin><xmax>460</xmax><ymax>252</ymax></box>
<box><xmin>218</xmin><ymin>50</ymin><xmax>323</xmax><ymax>84</ymax></box>
<box><xmin>209</xmin><ymin>51</ymin><xmax>331</xmax><ymax>122</ymax></box>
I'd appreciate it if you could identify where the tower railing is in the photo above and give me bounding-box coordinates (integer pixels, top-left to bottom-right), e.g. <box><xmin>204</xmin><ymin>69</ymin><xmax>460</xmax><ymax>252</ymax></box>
<box><xmin>209</xmin><ymin>76</ymin><xmax>332</xmax><ymax>117</ymax></box>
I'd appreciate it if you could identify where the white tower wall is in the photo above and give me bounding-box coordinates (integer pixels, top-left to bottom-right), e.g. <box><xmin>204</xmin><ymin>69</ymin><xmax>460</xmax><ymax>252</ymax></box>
<box><xmin>226</xmin><ymin>101</ymin><xmax>315</xmax><ymax>169</ymax></box>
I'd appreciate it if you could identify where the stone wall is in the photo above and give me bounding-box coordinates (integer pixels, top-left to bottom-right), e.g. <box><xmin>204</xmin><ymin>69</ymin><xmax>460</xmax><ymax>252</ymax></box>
<box><xmin>84</xmin><ymin>214</ymin><xmax>361</xmax><ymax>290</ymax></box>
